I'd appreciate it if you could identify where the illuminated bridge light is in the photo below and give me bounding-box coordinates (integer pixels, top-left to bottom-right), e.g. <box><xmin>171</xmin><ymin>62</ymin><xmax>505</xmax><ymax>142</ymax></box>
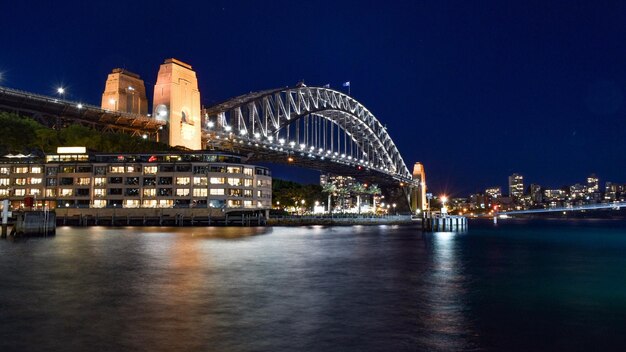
<box><xmin>207</xmin><ymin>121</ymin><xmax>215</xmax><ymax>128</ymax></box>
<box><xmin>279</xmin><ymin>138</ymin><xmax>285</xmax><ymax>145</ymax></box>
<box><xmin>224</xmin><ymin>125</ymin><xmax>232</xmax><ymax>132</ymax></box>
<box><xmin>239</xmin><ymin>129</ymin><xmax>247</xmax><ymax>135</ymax></box>
<box><xmin>254</xmin><ymin>132</ymin><xmax>261</xmax><ymax>139</ymax></box>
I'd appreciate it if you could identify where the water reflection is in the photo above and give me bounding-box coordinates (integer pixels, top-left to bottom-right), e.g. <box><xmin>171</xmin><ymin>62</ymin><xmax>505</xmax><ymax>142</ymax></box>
<box><xmin>421</xmin><ymin>231</ymin><xmax>476</xmax><ymax>351</ymax></box>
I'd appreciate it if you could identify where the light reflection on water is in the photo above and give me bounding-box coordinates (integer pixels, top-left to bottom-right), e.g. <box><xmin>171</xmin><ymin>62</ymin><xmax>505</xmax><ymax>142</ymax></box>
<box><xmin>1</xmin><ymin>221</ymin><xmax>626</xmax><ymax>351</ymax></box>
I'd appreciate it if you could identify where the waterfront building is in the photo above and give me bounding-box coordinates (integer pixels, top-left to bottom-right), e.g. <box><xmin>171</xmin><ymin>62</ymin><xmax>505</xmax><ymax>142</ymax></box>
<box><xmin>485</xmin><ymin>186</ymin><xmax>501</xmax><ymax>199</ymax></box>
<box><xmin>587</xmin><ymin>174</ymin><xmax>599</xmax><ymax>193</ymax></box>
<box><xmin>508</xmin><ymin>173</ymin><xmax>524</xmax><ymax>199</ymax></box>
<box><xmin>101</xmin><ymin>68</ymin><xmax>148</xmax><ymax>115</ymax></box>
<box><xmin>0</xmin><ymin>148</ymin><xmax>271</xmax><ymax>212</ymax></box>
<box><xmin>569</xmin><ymin>183</ymin><xmax>586</xmax><ymax>200</ymax></box>
<box><xmin>544</xmin><ymin>189</ymin><xmax>567</xmax><ymax>207</ymax></box>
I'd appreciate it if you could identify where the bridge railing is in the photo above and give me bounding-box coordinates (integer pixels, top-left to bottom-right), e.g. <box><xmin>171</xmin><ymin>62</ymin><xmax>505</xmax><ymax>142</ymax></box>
<box><xmin>0</xmin><ymin>86</ymin><xmax>162</xmax><ymax>124</ymax></box>
<box><xmin>501</xmin><ymin>201</ymin><xmax>626</xmax><ymax>215</ymax></box>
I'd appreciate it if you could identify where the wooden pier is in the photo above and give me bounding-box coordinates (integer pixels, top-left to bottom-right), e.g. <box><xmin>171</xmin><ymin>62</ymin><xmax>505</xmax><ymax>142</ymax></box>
<box><xmin>422</xmin><ymin>215</ymin><xmax>468</xmax><ymax>232</ymax></box>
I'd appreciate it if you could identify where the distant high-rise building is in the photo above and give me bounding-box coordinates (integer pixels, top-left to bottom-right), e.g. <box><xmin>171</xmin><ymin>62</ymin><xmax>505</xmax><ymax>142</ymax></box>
<box><xmin>508</xmin><ymin>173</ymin><xmax>524</xmax><ymax>199</ymax></box>
<box><xmin>587</xmin><ymin>174</ymin><xmax>599</xmax><ymax>193</ymax></box>
<box><xmin>101</xmin><ymin>68</ymin><xmax>148</xmax><ymax>115</ymax></box>
<box><xmin>570</xmin><ymin>183</ymin><xmax>586</xmax><ymax>200</ymax></box>
<box><xmin>530</xmin><ymin>184</ymin><xmax>542</xmax><ymax>204</ymax></box>
<box><xmin>485</xmin><ymin>186</ymin><xmax>502</xmax><ymax>199</ymax></box>
<box><xmin>605</xmin><ymin>182</ymin><xmax>617</xmax><ymax>201</ymax></box>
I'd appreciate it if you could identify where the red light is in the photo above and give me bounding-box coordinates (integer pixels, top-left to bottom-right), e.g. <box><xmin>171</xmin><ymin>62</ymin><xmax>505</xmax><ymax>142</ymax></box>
<box><xmin>117</xmin><ymin>155</ymin><xmax>124</xmax><ymax>161</ymax></box>
<box><xmin>148</xmin><ymin>155</ymin><xmax>157</xmax><ymax>162</ymax></box>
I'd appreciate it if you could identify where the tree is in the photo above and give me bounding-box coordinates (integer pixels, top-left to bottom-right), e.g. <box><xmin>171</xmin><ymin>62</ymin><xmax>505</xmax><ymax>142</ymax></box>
<box><xmin>368</xmin><ymin>184</ymin><xmax>381</xmax><ymax>213</ymax></box>
<box><xmin>322</xmin><ymin>183</ymin><xmax>337</xmax><ymax>213</ymax></box>
<box><xmin>350</xmin><ymin>182</ymin><xmax>367</xmax><ymax>214</ymax></box>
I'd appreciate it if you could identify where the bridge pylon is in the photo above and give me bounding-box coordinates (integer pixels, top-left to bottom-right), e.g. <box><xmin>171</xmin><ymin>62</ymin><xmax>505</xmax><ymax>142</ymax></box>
<box><xmin>410</xmin><ymin>162</ymin><xmax>428</xmax><ymax>214</ymax></box>
<box><xmin>153</xmin><ymin>58</ymin><xmax>202</xmax><ymax>150</ymax></box>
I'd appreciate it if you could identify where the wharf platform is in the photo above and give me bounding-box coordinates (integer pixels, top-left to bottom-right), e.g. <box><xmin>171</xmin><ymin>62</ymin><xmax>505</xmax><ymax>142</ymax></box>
<box><xmin>267</xmin><ymin>214</ymin><xmax>415</xmax><ymax>226</ymax></box>
<box><xmin>54</xmin><ymin>208</ymin><xmax>267</xmax><ymax>227</ymax></box>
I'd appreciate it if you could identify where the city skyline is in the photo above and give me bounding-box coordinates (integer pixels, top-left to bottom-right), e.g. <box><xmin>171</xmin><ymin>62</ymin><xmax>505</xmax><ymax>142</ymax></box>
<box><xmin>3</xmin><ymin>1</ymin><xmax>626</xmax><ymax>194</ymax></box>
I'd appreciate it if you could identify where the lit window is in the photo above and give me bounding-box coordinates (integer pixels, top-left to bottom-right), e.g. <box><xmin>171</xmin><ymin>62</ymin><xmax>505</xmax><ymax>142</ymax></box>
<box><xmin>176</xmin><ymin>188</ymin><xmax>190</xmax><ymax>196</ymax></box>
<box><xmin>227</xmin><ymin>166</ymin><xmax>242</xmax><ymax>174</ymax></box>
<box><xmin>158</xmin><ymin>200</ymin><xmax>173</xmax><ymax>208</ymax></box>
<box><xmin>144</xmin><ymin>166</ymin><xmax>157</xmax><ymax>174</ymax></box>
<box><xmin>60</xmin><ymin>189</ymin><xmax>73</xmax><ymax>197</ymax></box>
<box><xmin>257</xmin><ymin>201</ymin><xmax>264</xmax><ymax>207</ymax></box>
<box><xmin>14</xmin><ymin>178</ymin><xmax>27</xmax><ymax>185</ymax></box>
<box><xmin>94</xmin><ymin>188</ymin><xmax>107</xmax><ymax>197</ymax></box>
<box><xmin>244</xmin><ymin>179</ymin><xmax>253</xmax><ymax>187</ymax></box>
<box><xmin>243</xmin><ymin>189</ymin><xmax>253</xmax><ymax>198</ymax></box>
<box><xmin>14</xmin><ymin>167</ymin><xmax>28</xmax><ymax>174</ymax></box>
<box><xmin>76</xmin><ymin>177</ymin><xmax>90</xmax><ymax>185</ymax></box>
<box><xmin>29</xmin><ymin>178</ymin><xmax>42</xmax><ymax>185</ymax></box>
<box><xmin>0</xmin><ymin>189</ymin><xmax>7</xmax><ymax>196</ymax></box>
<box><xmin>143</xmin><ymin>189</ymin><xmax>156</xmax><ymax>197</ymax></box>
<box><xmin>142</xmin><ymin>200</ymin><xmax>157</xmax><ymax>208</ymax></box>
<box><xmin>126</xmin><ymin>166</ymin><xmax>137</xmax><ymax>173</ymax></box>
<box><xmin>227</xmin><ymin>199</ymin><xmax>242</xmax><ymax>208</ymax></box>
<box><xmin>0</xmin><ymin>167</ymin><xmax>9</xmax><ymax>175</ymax></box>
<box><xmin>227</xmin><ymin>178</ymin><xmax>242</xmax><ymax>186</ymax></box>
<box><xmin>0</xmin><ymin>178</ymin><xmax>9</xmax><ymax>186</ymax></box>
<box><xmin>209</xmin><ymin>188</ymin><xmax>225</xmax><ymax>195</ymax></box>
<box><xmin>14</xmin><ymin>189</ymin><xmax>26</xmax><ymax>196</ymax></box>
<box><xmin>93</xmin><ymin>200</ymin><xmax>107</xmax><ymax>208</ymax></box>
<box><xmin>210</xmin><ymin>177</ymin><xmax>225</xmax><ymax>184</ymax></box>
<box><xmin>243</xmin><ymin>168</ymin><xmax>253</xmax><ymax>176</ymax></box>
<box><xmin>28</xmin><ymin>189</ymin><xmax>40</xmax><ymax>196</ymax></box>
<box><xmin>244</xmin><ymin>200</ymin><xmax>253</xmax><ymax>208</ymax></box>
<box><xmin>193</xmin><ymin>177</ymin><xmax>207</xmax><ymax>186</ymax></box>
<box><xmin>124</xmin><ymin>200</ymin><xmax>140</xmax><ymax>208</ymax></box>
<box><xmin>31</xmin><ymin>167</ymin><xmax>42</xmax><ymax>174</ymax></box>
<box><xmin>193</xmin><ymin>188</ymin><xmax>207</xmax><ymax>197</ymax></box>
<box><xmin>110</xmin><ymin>166</ymin><xmax>124</xmax><ymax>173</ymax></box>
<box><xmin>45</xmin><ymin>189</ymin><xmax>56</xmax><ymax>197</ymax></box>
<box><xmin>94</xmin><ymin>177</ymin><xmax>106</xmax><ymax>186</ymax></box>
<box><xmin>176</xmin><ymin>177</ymin><xmax>190</xmax><ymax>185</ymax></box>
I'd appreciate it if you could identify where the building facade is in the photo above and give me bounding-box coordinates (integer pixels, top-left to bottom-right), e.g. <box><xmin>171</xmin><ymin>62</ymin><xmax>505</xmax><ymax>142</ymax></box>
<box><xmin>0</xmin><ymin>150</ymin><xmax>271</xmax><ymax>212</ymax></box>
<box><xmin>101</xmin><ymin>68</ymin><xmax>148</xmax><ymax>115</ymax></box>
<box><xmin>508</xmin><ymin>173</ymin><xmax>524</xmax><ymax>199</ymax></box>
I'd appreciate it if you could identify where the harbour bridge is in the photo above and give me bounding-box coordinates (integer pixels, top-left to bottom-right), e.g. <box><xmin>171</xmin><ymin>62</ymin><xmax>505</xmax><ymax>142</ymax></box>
<box><xmin>0</xmin><ymin>84</ymin><xmax>416</xmax><ymax>186</ymax></box>
<box><xmin>202</xmin><ymin>84</ymin><xmax>413</xmax><ymax>187</ymax></box>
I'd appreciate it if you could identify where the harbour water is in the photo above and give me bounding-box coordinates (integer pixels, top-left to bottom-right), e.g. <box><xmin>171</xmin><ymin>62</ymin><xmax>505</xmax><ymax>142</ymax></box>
<box><xmin>1</xmin><ymin>220</ymin><xmax>626</xmax><ymax>351</ymax></box>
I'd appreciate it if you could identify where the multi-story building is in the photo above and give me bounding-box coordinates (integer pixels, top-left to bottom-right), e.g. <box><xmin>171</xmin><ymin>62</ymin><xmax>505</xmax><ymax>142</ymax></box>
<box><xmin>530</xmin><ymin>184</ymin><xmax>543</xmax><ymax>205</ymax></box>
<box><xmin>485</xmin><ymin>186</ymin><xmax>502</xmax><ymax>199</ymax></box>
<box><xmin>569</xmin><ymin>183</ymin><xmax>586</xmax><ymax>200</ymax></box>
<box><xmin>0</xmin><ymin>148</ymin><xmax>272</xmax><ymax>212</ymax></box>
<box><xmin>587</xmin><ymin>174</ymin><xmax>599</xmax><ymax>193</ymax></box>
<box><xmin>508</xmin><ymin>173</ymin><xmax>524</xmax><ymax>199</ymax></box>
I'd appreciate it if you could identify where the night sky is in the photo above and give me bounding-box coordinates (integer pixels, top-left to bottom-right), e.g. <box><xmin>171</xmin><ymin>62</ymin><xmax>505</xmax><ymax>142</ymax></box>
<box><xmin>3</xmin><ymin>1</ymin><xmax>626</xmax><ymax>196</ymax></box>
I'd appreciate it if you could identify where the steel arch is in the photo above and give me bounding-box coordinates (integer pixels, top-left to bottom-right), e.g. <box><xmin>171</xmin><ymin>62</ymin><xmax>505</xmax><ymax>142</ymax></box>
<box><xmin>203</xmin><ymin>85</ymin><xmax>413</xmax><ymax>183</ymax></box>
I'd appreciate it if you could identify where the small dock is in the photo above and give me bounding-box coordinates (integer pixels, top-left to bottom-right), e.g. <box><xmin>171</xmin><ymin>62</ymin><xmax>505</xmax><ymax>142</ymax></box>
<box><xmin>422</xmin><ymin>215</ymin><xmax>468</xmax><ymax>232</ymax></box>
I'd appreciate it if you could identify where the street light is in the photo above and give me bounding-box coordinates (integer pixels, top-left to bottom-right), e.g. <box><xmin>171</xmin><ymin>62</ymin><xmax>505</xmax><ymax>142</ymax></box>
<box><xmin>56</xmin><ymin>87</ymin><xmax>66</xmax><ymax>101</ymax></box>
<box><xmin>441</xmin><ymin>195</ymin><xmax>448</xmax><ymax>216</ymax></box>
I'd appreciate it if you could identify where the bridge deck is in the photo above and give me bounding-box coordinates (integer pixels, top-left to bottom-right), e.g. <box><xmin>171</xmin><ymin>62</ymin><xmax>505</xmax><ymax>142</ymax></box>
<box><xmin>0</xmin><ymin>86</ymin><xmax>165</xmax><ymax>134</ymax></box>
